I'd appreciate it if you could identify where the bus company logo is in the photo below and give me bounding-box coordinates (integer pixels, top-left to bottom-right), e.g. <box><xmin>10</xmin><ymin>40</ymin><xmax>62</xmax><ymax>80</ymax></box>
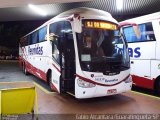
<box><xmin>91</xmin><ymin>74</ymin><xmax>103</xmax><ymax>78</ymax></box>
<box><xmin>128</xmin><ymin>47</ymin><xmax>141</xmax><ymax>58</ymax></box>
<box><xmin>95</xmin><ymin>78</ymin><xmax>118</xmax><ymax>83</ymax></box>
<box><xmin>91</xmin><ymin>74</ymin><xmax>94</xmax><ymax>78</ymax></box>
<box><xmin>28</xmin><ymin>45</ymin><xmax>43</xmax><ymax>55</ymax></box>
<box><xmin>115</xmin><ymin>46</ymin><xmax>141</xmax><ymax>58</ymax></box>
<box><xmin>95</xmin><ymin>78</ymin><xmax>105</xmax><ymax>82</ymax></box>
<box><xmin>105</xmin><ymin>79</ymin><xmax>118</xmax><ymax>83</ymax></box>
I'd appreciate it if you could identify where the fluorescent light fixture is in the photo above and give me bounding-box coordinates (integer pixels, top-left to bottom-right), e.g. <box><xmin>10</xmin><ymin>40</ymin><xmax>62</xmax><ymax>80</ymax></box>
<box><xmin>28</xmin><ymin>4</ymin><xmax>47</xmax><ymax>16</ymax></box>
<box><xmin>116</xmin><ymin>0</ymin><xmax>123</xmax><ymax>10</ymax></box>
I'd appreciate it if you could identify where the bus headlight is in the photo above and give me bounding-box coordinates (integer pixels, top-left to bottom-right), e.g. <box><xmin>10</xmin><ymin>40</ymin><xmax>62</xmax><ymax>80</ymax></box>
<box><xmin>125</xmin><ymin>75</ymin><xmax>132</xmax><ymax>83</ymax></box>
<box><xmin>77</xmin><ymin>79</ymin><xmax>96</xmax><ymax>88</ymax></box>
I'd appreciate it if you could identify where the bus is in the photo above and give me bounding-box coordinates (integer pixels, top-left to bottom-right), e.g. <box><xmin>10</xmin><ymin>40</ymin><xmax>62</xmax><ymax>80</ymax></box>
<box><xmin>19</xmin><ymin>7</ymin><xmax>132</xmax><ymax>99</ymax></box>
<box><xmin>120</xmin><ymin>12</ymin><xmax>160</xmax><ymax>95</ymax></box>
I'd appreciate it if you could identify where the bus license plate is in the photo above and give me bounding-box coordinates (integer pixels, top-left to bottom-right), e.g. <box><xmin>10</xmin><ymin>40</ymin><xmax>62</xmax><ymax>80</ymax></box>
<box><xmin>107</xmin><ymin>89</ymin><xmax>117</xmax><ymax>94</ymax></box>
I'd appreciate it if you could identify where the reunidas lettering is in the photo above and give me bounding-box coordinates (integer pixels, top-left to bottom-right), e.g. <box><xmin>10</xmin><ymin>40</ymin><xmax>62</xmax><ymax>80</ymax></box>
<box><xmin>28</xmin><ymin>44</ymin><xmax>43</xmax><ymax>55</ymax></box>
<box><xmin>114</xmin><ymin>46</ymin><xmax>141</xmax><ymax>58</ymax></box>
<box><xmin>128</xmin><ymin>47</ymin><xmax>141</xmax><ymax>58</ymax></box>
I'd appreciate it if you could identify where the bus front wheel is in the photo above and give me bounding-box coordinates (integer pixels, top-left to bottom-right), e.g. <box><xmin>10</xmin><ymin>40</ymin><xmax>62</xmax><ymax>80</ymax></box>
<box><xmin>47</xmin><ymin>71</ymin><xmax>54</xmax><ymax>92</ymax></box>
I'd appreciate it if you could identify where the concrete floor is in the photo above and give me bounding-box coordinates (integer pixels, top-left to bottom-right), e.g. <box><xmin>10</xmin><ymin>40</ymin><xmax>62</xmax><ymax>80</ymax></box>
<box><xmin>0</xmin><ymin>60</ymin><xmax>160</xmax><ymax>116</ymax></box>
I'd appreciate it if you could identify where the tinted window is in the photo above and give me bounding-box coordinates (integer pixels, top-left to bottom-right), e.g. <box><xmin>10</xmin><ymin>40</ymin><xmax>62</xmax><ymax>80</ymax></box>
<box><xmin>31</xmin><ymin>31</ymin><xmax>38</xmax><ymax>44</ymax></box>
<box><xmin>52</xmin><ymin>37</ymin><xmax>59</xmax><ymax>63</ymax></box>
<box><xmin>64</xmin><ymin>21</ymin><xmax>73</xmax><ymax>40</ymax></box>
<box><xmin>123</xmin><ymin>22</ymin><xmax>156</xmax><ymax>43</ymax></box>
<box><xmin>49</xmin><ymin>21</ymin><xmax>64</xmax><ymax>36</ymax></box>
<box><xmin>50</xmin><ymin>21</ymin><xmax>64</xmax><ymax>63</ymax></box>
<box><xmin>39</xmin><ymin>26</ymin><xmax>47</xmax><ymax>42</ymax></box>
<box><xmin>28</xmin><ymin>35</ymin><xmax>31</xmax><ymax>45</ymax></box>
<box><xmin>64</xmin><ymin>21</ymin><xmax>72</xmax><ymax>33</ymax></box>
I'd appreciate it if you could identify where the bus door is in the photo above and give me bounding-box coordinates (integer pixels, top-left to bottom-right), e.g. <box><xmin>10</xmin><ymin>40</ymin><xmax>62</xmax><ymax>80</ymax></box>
<box><xmin>59</xmin><ymin>22</ymin><xmax>75</xmax><ymax>94</ymax></box>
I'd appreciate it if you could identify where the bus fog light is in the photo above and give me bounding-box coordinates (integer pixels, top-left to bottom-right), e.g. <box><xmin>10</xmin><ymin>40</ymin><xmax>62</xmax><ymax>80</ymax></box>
<box><xmin>77</xmin><ymin>79</ymin><xmax>96</xmax><ymax>88</ymax></box>
<box><xmin>125</xmin><ymin>75</ymin><xmax>132</xmax><ymax>83</ymax></box>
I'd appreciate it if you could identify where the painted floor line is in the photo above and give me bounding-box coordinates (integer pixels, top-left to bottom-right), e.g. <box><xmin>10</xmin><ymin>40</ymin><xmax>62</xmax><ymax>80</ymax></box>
<box><xmin>131</xmin><ymin>90</ymin><xmax>160</xmax><ymax>100</ymax></box>
<box><xmin>1</xmin><ymin>81</ymin><xmax>159</xmax><ymax>98</ymax></box>
<box><xmin>0</xmin><ymin>81</ymin><xmax>31</xmax><ymax>84</ymax></box>
<box><xmin>0</xmin><ymin>81</ymin><xmax>56</xmax><ymax>94</ymax></box>
<box><xmin>33</xmin><ymin>82</ymin><xmax>55</xmax><ymax>94</ymax></box>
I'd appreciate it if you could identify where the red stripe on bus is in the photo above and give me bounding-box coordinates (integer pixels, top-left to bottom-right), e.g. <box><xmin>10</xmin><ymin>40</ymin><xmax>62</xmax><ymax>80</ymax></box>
<box><xmin>25</xmin><ymin>61</ymin><xmax>60</xmax><ymax>92</ymax></box>
<box><xmin>52</xmin><ymin>64</ymin><xmax>61</xmax><ymax>73</ymax></box>
<box><xmin>50</xmin><ymin>83</ymin><xmax>59</xmax><ymax>93</ymax></box>
<box><xmin>19</xmin><ymin>56</ymin><xmax>47</xmax><ymax>81</ymax></box>
<box><xmin>76</xmin><ymin>74</ymin><xmax>130</xmax><ymax>87</ymax></box>
<box><xmin>19</xmin><ymin>56</ymin><xmax>59</xmax><ymax>92</ymax></box>
<box><xmin>26</xmin><ymin>60</ymin><xmax>47</xmax><ymax>81</ymax></box>
<box><xmin>132</xmin><ymin>75</ymin><xmax>155</xmax><ymax>90</ymax></box>
<box><xmin>19</xmin><ymin>45</ymin><xmax>27</xmax><ymax>59</ymax></box>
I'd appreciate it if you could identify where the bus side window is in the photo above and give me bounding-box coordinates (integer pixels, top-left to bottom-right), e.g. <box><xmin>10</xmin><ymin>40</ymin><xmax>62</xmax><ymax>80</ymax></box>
<box><xmin>49</xmin><ymin>21</ymin><xmax>64</xmax><ymax>36</ymax></box>
<box><xmin>38</xmin><ymin>26</ymin><xmax>47</xmax><ymax>42</ymax></box>
<box><xmin>145</xmin><ymin>23</ymin><xmax>155</xmax><ymax>41</ymax></box>
<box><xmin>123</xmin><ymin>22</ymin><xmax>156</xmax><ymax>43</ymax></box>
<box><xmin>31</xmin><ymin>31</ymin><xmax>38</xmax><ymax>44</ymax></box>
<box><xmin>64</xmin><ymin>21</ymin><xmax>72</xmax><ymax>34</ymax></box>
<box><xmin>28</xmin><ymin>35</ymin><xmax>31</xmax><ymax>45</ymax></box>
<box><xmin>64</xmin><ymin>21</ymin><xmax>74</xmax><ymax>58</ymax></box>
<box><xmin>49</xmin><ymin>21</ymin><xmax>65</xmax><ymax>63</ymax></box>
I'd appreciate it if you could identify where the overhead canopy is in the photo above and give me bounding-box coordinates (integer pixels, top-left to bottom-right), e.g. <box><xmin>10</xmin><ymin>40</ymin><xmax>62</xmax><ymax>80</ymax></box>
<box><xmin>0</xmin><ymin>0</ymin><xmax>160</xmax><ymax>21</ymax></box>
<box><xmin>0</xmin><ymin>0</ymin><xmax>92</xmax><ymax>8</ymax></box>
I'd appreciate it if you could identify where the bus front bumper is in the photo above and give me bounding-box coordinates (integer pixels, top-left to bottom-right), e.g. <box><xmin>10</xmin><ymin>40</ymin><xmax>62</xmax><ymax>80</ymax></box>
<box><xmin>75</xmin><ymin>79</ymin><xmax>132</xmax><ymax>99</ymax></box>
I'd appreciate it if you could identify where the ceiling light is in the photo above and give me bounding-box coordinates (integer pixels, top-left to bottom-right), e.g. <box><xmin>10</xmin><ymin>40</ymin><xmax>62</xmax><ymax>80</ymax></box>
<box><xmin>28</xmin><ymin>4</ymin><xmax>47</xmax><ymax>16</ymax></box>
<box><xmin>116</xmin><ymin>0</ymin><xmax>123</xmax><ymax>10</ymax></box>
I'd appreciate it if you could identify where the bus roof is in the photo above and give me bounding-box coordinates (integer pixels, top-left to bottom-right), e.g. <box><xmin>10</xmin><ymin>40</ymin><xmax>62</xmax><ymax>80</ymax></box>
<box><xmin>55</xmin><ymin>7</ymin><xmax>112</xmax><ymax>19</ymax></box>
<box><xmin>22</xmin><ymin>7</ymin><xmax>118</xmax><ymax>38</ymax></box>
<box><xmin>47</xmin><ymin>7</ymin><xmax>118</xmax><ymax>25</ymax></box>
<box><xmin>120</xmin><ymin>12</ymin><xmax>160</xmax><ymax>24</ymax></box>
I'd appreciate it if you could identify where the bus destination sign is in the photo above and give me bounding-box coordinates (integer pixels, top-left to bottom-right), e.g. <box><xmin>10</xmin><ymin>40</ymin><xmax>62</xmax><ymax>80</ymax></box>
<box><xmin>84</xmin><ymin>21</ymin><xmax>117</xmax><ymax>30</ymax></box>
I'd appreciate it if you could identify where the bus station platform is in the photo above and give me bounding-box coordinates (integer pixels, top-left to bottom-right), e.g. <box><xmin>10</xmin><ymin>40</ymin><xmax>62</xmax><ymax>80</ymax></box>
<box><xmin>0</xmin><ymin>81</ymin><xmax>159</xmax><ymax>115</ymax></box>
<box><xmin>0</xmin><ymin>61</ymin><xmax>160</xmax><ymax>119</ymax></box>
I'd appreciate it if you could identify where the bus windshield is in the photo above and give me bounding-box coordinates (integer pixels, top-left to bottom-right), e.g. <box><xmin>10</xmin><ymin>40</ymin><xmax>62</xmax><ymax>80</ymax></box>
<box><xmin>76</xmin><ymin>20</ymin><xmax>130</xmax><ymax>74</ymax></box>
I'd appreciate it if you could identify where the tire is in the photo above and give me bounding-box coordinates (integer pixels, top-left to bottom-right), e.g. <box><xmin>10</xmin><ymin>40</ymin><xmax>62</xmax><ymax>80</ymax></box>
<box><xmin>23</xmin><ymin>63</ymin><xmax>29</xmax><ymax>75</ymax></box>
<box><xmin>155</xmin><ymin>79</ymin><xmax>160</xmax><ymax>96</ymax></box>
<box><xmin>48</xmin><ymin>72</ymin><xmax>53</xmax><ymax>91</ymax></box>
<box><xmin>60</xmin><ymin>76</ymin><xmax>64</xmax><ymax>94</ymax></box>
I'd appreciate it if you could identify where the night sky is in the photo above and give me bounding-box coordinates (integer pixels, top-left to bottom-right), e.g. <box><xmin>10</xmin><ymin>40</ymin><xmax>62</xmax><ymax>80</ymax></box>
<box><xmin>0</xmin><ymin>20</ymin><xmax>48</xmax><ymax>55</ymax></box>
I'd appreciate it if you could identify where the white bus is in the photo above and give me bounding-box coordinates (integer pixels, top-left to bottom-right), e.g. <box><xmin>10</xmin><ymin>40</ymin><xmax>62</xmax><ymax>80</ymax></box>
<box><xmin>19</xmin><ymin>7</ymin><xmax>132</xmax><ymax>99</ymax></box>
<box><xmin>120</xmin><ymin>12</ymin><xmax>160</xmax><ymax>95</ymax></box>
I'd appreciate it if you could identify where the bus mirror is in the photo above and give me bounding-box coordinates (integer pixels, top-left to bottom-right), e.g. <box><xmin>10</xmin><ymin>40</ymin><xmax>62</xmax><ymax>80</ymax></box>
<box><xmin>73</xmin><ymin>17</ymin><xmax>82</xmax><ymax>33</ymax></box>
<box><xmin>133</xmin><ymin>25</ymin><xmax>141</xmax><ymax>39</ymax></box>
<box><xmin>48</xmin><ymin>33</ymin><xmax>59</xmax><ymax>41</ymax></box>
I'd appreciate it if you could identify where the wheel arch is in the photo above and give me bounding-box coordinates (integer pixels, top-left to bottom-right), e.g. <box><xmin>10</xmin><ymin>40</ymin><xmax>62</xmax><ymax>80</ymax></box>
<box><xmin>154</xmin><ymin>75</ymin><xmax>160</xmax><ymax>90</ymax></box>
<box><xmin>46</xmin><ymin>69</ymin><xmax>52</xmax><ymax>84</ymax></box>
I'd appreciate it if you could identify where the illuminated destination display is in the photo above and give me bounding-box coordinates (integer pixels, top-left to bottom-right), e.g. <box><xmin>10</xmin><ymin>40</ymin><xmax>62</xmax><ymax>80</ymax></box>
<box><xmin>84</xmin><ymin>21</ymin><xmax>118</xmax><ymax>30</ymax></box>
